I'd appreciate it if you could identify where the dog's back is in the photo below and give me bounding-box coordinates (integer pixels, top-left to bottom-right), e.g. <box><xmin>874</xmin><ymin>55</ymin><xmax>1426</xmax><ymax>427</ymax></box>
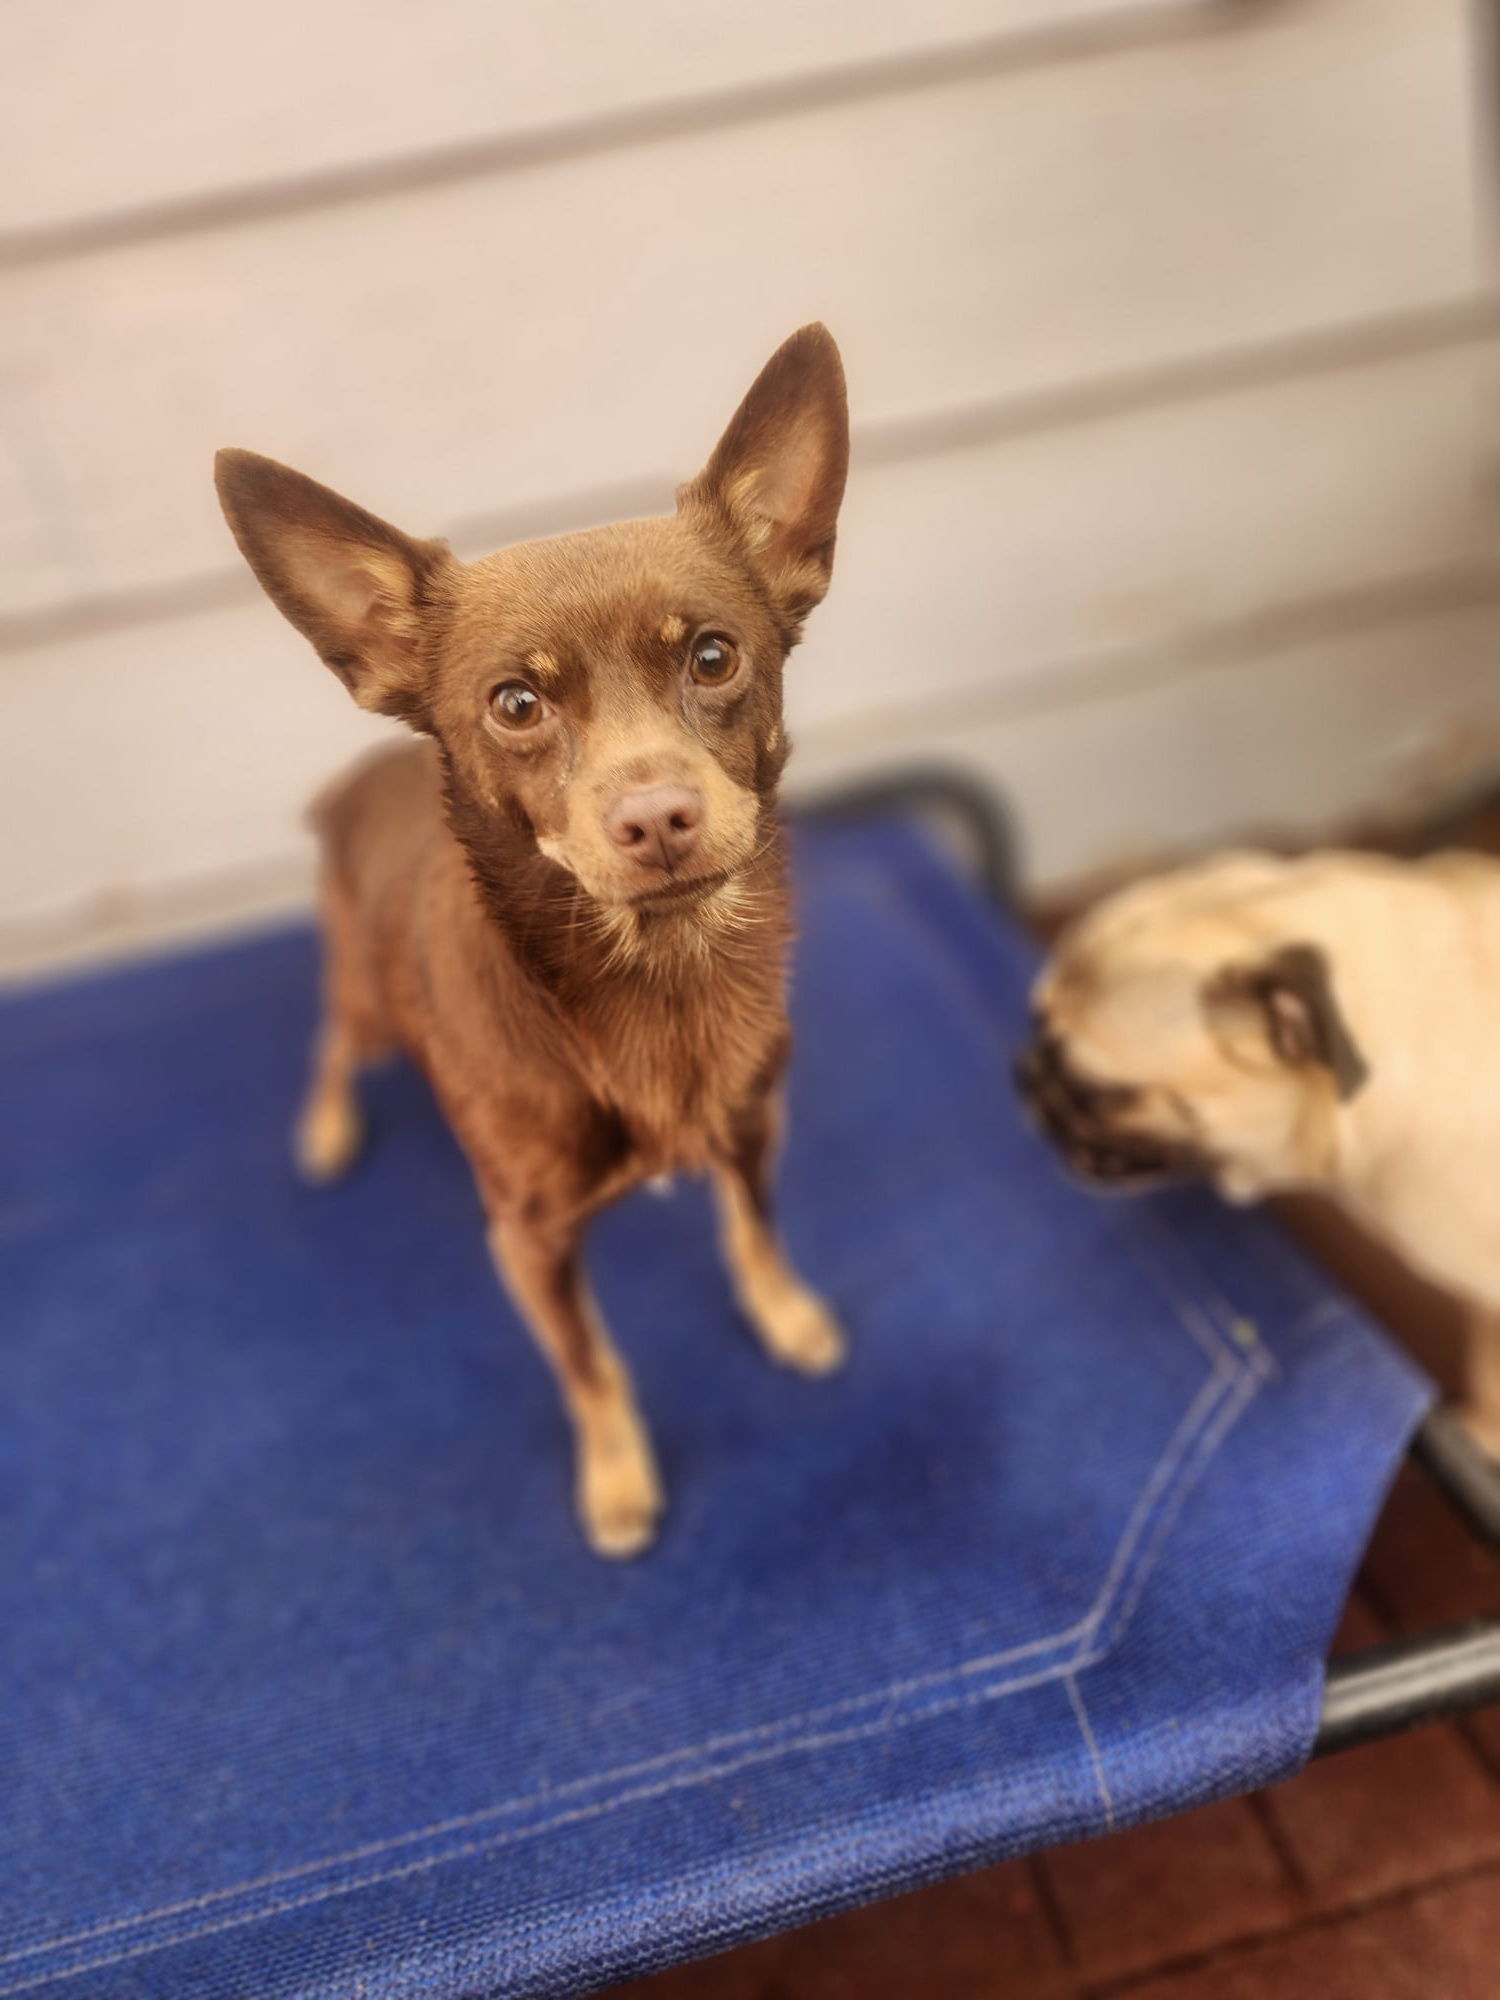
<box><xmin>308</xmin><ymin>741</ymin><xmax>444</xmax><ymax>911</ymax></box>
<box><xmin>299</xmin><ymin>742</ymin><xmax>476</xmax><ymax>1108</ymax></box>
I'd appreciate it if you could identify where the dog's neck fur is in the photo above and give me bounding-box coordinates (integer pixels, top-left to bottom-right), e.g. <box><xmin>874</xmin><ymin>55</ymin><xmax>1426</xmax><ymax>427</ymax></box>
<box><xmin>435</xmin><ymin>753</ymin><xmax>792</xmax><ymax>1156</ymax></box>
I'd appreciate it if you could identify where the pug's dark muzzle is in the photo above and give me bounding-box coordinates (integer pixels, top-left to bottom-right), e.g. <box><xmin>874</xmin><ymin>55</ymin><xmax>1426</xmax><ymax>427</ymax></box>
<box><xmin>1013</xmin><ymin>1031</ymin><xmax>1202</xmax><ymax>1189</ymax></box>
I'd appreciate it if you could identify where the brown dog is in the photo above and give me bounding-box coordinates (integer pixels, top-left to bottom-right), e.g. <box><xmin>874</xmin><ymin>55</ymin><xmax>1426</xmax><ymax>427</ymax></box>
<box><xmin>215</xmin><ymin>326</ymin><xmax>850</xmax><ymax>1556</ymax></box>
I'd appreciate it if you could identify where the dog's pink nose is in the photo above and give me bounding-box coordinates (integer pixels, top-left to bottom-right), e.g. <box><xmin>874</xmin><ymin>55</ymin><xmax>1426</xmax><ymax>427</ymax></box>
<box><xmin>603</xmin><ymin>784</ymin><xmax>703</xmax><ymax>870</ymax></box>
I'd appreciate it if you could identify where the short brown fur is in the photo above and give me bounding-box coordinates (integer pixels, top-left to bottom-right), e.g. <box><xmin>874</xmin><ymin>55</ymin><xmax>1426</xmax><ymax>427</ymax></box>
<box><xmin>216</xmin><ymin>326</ymin><xmax>850</xmax><ymax>1556</ymax></box>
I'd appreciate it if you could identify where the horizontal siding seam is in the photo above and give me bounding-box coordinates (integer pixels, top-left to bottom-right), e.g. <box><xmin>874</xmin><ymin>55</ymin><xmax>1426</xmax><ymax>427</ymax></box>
<box><xmin>796</xmin><ymin>557</ymin><xmax>1500</xmax><ymax>754</ymax></box>
<box><xmin>5</xmin><ymin>569</ymin><xmax>1499</xmax><ymax>976</ymax></box>
<box><xmin>3</xmin><ymin>293</ymin><xmax>1495</xmax><ymax>661</ymax></box>
<box><xmin>0</xmin><ymin>2</ymin><xmax>1256</xmax><ymax>271</ymax></box>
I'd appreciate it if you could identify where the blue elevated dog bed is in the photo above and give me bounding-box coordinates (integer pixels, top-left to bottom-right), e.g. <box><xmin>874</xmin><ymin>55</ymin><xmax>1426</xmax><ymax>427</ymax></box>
<box><xmin>4</xmin><ymin>801</ymin><xmax>1430</xmax><ymax>1999</ymax></box>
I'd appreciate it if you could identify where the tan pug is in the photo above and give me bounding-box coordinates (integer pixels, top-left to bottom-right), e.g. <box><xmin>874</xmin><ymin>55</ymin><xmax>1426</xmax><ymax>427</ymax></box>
<box><xmin>1016</xmin><ymin>848</ymin><xmax>1500</xmax><ymax>1455</ymax></box>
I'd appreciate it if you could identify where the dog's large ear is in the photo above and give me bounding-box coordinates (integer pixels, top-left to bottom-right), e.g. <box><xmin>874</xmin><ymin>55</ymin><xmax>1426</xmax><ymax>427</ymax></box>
<box><xmin>678</xmin><ymin>323</ymin><xmax>849</xmax><ymax>635</ymax></box>
<box><xmin>215</xmin><ymin>450</ymin><xmax>455</xmax><ymax>724</ymax></box>
<box><xmin>1204</xmin><ymin>943</ymin><xmax>1369</xmax><ymax>1101</ymax></box>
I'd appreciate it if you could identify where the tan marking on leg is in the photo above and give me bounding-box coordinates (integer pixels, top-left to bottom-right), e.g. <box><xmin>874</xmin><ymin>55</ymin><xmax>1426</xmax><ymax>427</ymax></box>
<box><xmin>489</xmin><ymin>1218</ymin><xmax>664</xmax><ymax>1557</ymax></box>
<box><xmin>295</xmin><ymin>1023</ymin><xmax>365</xmax><ymax>1182</ymax></box>
<box><xmin>714</xmin><ymin>1166</ymin><xmax>846</xmax><ymax>1375</ymax></box>
<box><xmin>296</xmin><ymin>863</ymin><xmax>391</xmax><ymax>1182</ymax></box>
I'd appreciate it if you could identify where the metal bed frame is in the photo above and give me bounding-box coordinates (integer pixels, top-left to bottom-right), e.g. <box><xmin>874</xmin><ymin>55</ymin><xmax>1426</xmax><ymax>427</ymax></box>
<box><xmin>797</xmin><ymin>769</ymin><xmax>1500</xmax><ymax>1758</ymax></box>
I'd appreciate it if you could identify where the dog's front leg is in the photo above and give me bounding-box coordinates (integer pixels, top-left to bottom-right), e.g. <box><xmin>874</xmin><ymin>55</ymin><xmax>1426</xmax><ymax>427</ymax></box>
<box><xmin>489</xmin><ymin>1212</ymin><xmax>663</xmax><ymax>1558</ymax></box>
<box><xmin>713</xmin><ymin>1103</ymin><xmax>846</xmax><ymax>1376</ymax></box>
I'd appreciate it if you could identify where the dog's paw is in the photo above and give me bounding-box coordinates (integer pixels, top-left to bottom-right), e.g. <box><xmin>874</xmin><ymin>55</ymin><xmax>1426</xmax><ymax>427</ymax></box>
<box><xmin>579</xmin><ymin>1437</ymin><xmax>665</xmax><ymax>1560</ymax></box>
<box><xmin>759</xmin><ymin>1288</ymin><xmax>848</xmax><ymax>1377</ymax></box>
<box><xmin>294</xmin><ymin>1091</ymin><xmax>364</xmax><ymax>1184</ymax></box>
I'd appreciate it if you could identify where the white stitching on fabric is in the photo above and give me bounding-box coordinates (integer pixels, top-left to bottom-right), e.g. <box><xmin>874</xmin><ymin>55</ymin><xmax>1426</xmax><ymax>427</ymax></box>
<box><xmin>0</xmin><ymin>1642</ymin><xmax>1142</xmax><ymax>1998</ymax></box>
<box><xmin>1065</xmin><ymin>1674</ymin><xmax>1115</xmax><ymax>1832</ymax></box>
<box><xmin>1136</xmin><ymin>1211</ymin><xmax>1248</xmax><ymax>1346</ymax></box>
<box><xmin>1297</xmin><ymin>1297</ymin><xmax>1357</xmax><ymax>1338</ymax></box>
<box><xmin>0</xmin><ymin>1356</ymin><xmax>1246</xmax><ymax>1976</ymax></box>
<box><xmin>1116</xmin><ymin>1218</ymin><xmax>1238</xmax><ymax>1371</ymax></box>
<box><xmin>9</xmin><ymin>1234</ymin><xmax>1326</xmax><ymax>1983</ymax></box>
<box><xmin>4</xmin><ymin>1362</ymin><xmax>1261</xmax><ymax>1990</ymax></box>
<box><xmin>1066</xmin><ymin>1367</ymin><xmax>1231</xmax><ymax>1657</ymax></box>
<box><xmin>1132</xmin><ymin>1213</ymin><xmax>1318</xmax><ymax>1388</ymax></box>
<box><xmin>1095</xmin><ymin>1367</ymin><xmax>1260</xmax><ymax>1655</ymax></box>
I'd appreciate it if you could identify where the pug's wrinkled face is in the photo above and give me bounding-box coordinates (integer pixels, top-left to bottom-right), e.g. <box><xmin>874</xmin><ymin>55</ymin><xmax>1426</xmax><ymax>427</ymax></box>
<box><xmin>1015</xmin><ymin>860</ymin><xmax>1369</xmax><ymax>1203</ymax></box>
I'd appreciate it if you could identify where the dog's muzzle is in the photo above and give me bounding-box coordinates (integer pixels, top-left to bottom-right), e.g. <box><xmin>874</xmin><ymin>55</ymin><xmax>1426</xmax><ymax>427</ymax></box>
<box><xmin>1013</xmin><ymin>1031</ymin><xmax>1200</xmax><ymax>1189</ymax></box>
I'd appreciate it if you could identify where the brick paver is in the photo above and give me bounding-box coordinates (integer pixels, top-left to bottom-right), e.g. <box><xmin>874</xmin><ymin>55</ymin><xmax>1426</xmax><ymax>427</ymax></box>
<box><xmin>613</xmin><ymin>1471</ymin><xmax>1500</xmax><ymax>2000</ymax></box>
<box><xmin>1113</xmin><ymin>1869</ymin><xmax>1500</xmax><ymax>2000</ymax></box>
<box><xmin>1040</xmin><ymin>1799</ymin><xmax>1297</xmax><ymax>1982</ymax></box>
<box><xmin>1259</xmin><ymin>1600</ymin><xmax>1500</xmax><ymax>1905</ymax></box>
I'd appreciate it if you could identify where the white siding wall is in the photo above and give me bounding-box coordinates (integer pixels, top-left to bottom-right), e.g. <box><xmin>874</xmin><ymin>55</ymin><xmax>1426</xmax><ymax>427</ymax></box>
<box><xmin>0</xmin><ymin>0</ymin><xmax>1494</xmax><ymax>973</ymax></box>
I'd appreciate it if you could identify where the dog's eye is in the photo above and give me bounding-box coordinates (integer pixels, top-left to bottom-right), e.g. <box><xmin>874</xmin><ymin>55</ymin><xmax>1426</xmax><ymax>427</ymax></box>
<box><xmin>489</xmin><ymin>682</ymin><xmax>548</xmax><ymax>731</ymax></box>
<box><xmin>689</xmin><ymin>634</ymin><xmax>739</xmax><ymax>686</ymax></box>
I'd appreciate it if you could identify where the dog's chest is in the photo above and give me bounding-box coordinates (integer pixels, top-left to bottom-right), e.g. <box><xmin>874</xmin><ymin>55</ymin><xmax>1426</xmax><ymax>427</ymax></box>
<box><xmin>584</xmin><ymin>978</ymin><xmax>782</xmax><ymax>1173</ymax></box>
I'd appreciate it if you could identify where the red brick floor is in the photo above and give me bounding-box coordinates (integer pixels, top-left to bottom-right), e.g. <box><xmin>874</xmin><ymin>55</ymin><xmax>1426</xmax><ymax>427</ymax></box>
<box><xmin>609</xmin><ymin>1351</ymin><xmax>1500</xmax><ymax>1999</ymax></box>
<box><xmin>608</xmin><ymin>1473</ymin><xmax>1499</xmax><ymax>1996</ymax></box>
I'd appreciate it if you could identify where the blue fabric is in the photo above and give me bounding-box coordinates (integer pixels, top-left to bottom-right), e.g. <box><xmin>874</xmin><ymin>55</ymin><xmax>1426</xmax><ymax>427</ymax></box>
<box><xmin>3</xmin><ymin>815</ymin><xmax>1428</xmax><ymax>1999</ymax></box>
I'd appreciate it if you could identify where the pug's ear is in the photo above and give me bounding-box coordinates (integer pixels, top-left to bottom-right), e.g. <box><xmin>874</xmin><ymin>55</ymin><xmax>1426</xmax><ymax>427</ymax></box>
<box><xmin>215</xmin><ymin>449</ymin><xmax>456</xmax><ymax>725</ymax></box>
<box><xmin>1204</xmin><ymin>943</ymin><xmax>1368</xmax><ymax>1101</ymax></box>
